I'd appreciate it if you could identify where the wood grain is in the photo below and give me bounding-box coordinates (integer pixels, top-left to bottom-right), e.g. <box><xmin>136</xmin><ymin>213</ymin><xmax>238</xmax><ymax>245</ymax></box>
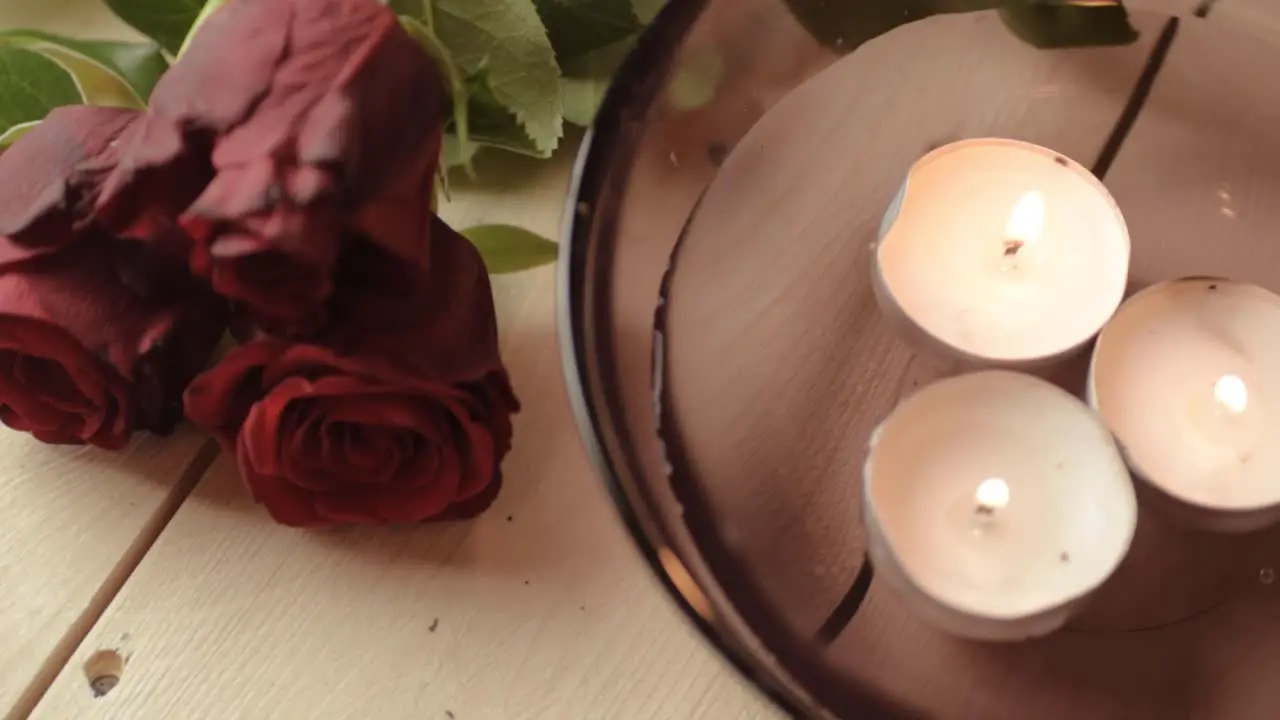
<box><xmin>661</xmin><ymin>10</ymin><xmax>1169</xmax><ymax>637</ymax></box>
<box><xmin>0</xmin><ymin>431</ymin><xmax>213</xmax><ymax>720</ymax></box>
<box><xmin>30</xmin><ymin>149</ymin><xmax>778</xmax><ymax>720</ymax></box>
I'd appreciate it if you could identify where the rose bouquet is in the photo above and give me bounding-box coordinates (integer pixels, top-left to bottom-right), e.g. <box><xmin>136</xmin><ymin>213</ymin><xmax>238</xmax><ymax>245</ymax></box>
<box><xmin>0</xmin><ymin>0</ymin><xmax>656</xmax><ymax>526</ymax></box>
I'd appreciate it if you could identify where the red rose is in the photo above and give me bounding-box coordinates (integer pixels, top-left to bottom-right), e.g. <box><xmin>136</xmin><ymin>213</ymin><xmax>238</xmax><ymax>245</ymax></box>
<box><xmin>0</xmin><ymin>106</ymin><xmax>227</xmax><ymax>448</ymax></box>
<box><xmin>0</xmin><ymin>105</ymin><xmax>138</xmax><ymax>253</ymax></box>
<box><xmin>95</xmin><ymin>0</ymin><xmax>446</xmax><ymax>334</ymax></box>
<box><xmin>183</xmin><ymin>218</ymin><xmax>518</xmax><ymax>526</ymax></box>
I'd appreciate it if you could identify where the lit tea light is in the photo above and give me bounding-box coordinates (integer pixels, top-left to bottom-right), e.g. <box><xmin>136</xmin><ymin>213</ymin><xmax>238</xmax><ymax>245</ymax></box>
<box><xmin>873</xmin><ymin>138</ymin><xmax>1130</xmax><ymax>369</ymax></box>
<box><xmin>1088</xmin><ymin>278</ymin><xmax>1280</xmax><ymax>533</ymax></box>
<box><xmin>974</xmin><ymin>477</ymin><xmax>1010</xmax><ymax>516</ymax></box>
<box><xmin>864</xmin><ymin>370</ymin><xmax>1137</xmax><ymax>641</ymax></box>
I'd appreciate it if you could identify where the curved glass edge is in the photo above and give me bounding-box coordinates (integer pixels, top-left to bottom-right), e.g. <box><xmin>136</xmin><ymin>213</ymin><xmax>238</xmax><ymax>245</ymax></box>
<box><xmin>553</xmin><ymin>1</ymin><xmax>824</xmax><ymax>718</ymax></box>
<box><xmin>557</xmin><ymin>0</ymin><xmax>1065</xmax><ymax>717</ymax></box>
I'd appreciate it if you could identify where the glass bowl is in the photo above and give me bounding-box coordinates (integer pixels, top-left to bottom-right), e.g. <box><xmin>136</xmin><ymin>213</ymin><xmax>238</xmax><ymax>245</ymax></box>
<box><xmin>558</xmin><ymin>1</ymin><xmax>1280</xmax><ymax>717</ymax></box>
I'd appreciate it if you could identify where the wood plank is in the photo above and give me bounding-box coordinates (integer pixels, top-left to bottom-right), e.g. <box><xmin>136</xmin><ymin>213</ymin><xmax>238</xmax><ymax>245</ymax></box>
<box><xmin>0</xmin><ymin>4</ymin><xmax>213</xmax><ymax>718</ymax></box>
<box><xmin>31</xmin><ymin>148</ymin><xmax>779</xmax><ymax>720</ymax></box>
<box><xmin>0</xmin><ymin>433</ymin><xmax>214</xmax><ymax>719</ymax></box>
<box><xmin>660</xmin><ymin>10</ymin><xmax>1170</xmax><ymax>637</ymax></box>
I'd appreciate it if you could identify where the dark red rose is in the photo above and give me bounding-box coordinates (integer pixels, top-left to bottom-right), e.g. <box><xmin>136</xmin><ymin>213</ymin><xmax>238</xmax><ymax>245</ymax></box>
<box><xmin>0</xmin><ymin>235</ymin><xmax>226</xmax><ymax>448</ymax></box>
<box><xmin>183</xmin><ymin>218</ymin><xmax>518</xmax><ymax>526</ymax></box>
<box><xmin>95</xmin><ymin>0</ymin><xmax>447</xmax><ymax>334</ymax></box>
<box><xmin>0</xmin><ymin>105</ymin><xmax>227</xmax><ymax>448</ymax></box>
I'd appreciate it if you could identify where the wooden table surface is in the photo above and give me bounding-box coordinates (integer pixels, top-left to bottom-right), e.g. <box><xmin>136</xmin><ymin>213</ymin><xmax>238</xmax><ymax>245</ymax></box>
<box><xmin>0</xmin><ymin>1</ymin><xmax>1276</xmax><ymax>719</ymax></box>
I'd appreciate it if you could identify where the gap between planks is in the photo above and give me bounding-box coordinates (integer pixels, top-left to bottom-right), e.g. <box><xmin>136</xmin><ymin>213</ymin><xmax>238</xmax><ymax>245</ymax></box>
<box><xmin>3</xmin><ymin>440</ymin><xmax>223</xmax><ymax>720</ymax></box>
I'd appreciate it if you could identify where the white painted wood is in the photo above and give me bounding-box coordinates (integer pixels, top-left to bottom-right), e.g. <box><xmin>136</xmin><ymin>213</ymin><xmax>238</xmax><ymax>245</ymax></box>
<box><xmin>0</xmin><ymin>432</ymin><xmax>213</xmax><ymax>719</ymax></box>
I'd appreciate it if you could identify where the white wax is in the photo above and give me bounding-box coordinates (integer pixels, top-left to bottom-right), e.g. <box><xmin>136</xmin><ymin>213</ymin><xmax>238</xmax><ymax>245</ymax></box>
<box><xmin>864</xmin><ymin>370</ymin><xmax>1137</xmax><ymax>640</ymax></box>
<box><xmin>1089</xmin><ymin>278</ymin><xmax>1280</xmax><ymax>532</ymax></box>
<box><xmin>876</xmin><ymin>138</ymin><xmax>1130</xmax><ymax>365</ymax></box>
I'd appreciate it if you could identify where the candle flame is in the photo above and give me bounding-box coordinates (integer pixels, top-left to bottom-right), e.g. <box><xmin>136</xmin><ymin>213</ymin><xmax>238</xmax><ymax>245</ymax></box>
<box><xmin>975</xmin><ymin>477</ymin><xmax>1010</xmax><ymax>511</ymax></box>
<box><xmin>1213</xmin><ymin>374</ymin><xmax>1249</xmax><ymax>415</ymax></box>
<box><xmin>1004</xmin><ymin>190</ymin><xmax>1046</xmax><ymax>247</ymax></box>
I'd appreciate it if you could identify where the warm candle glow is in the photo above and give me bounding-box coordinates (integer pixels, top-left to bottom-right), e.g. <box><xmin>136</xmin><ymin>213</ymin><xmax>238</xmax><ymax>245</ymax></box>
<box><xmin>875</xmin><ymin>139</ymin><xmax>1129</xmax><ymax>365</ymax></box>
<box><xmin>975</xmin><ymin>477</ymin><xmax>1011</xmax><ymax>513</ymax></box>
<box><xmin>1213</xmin><ymin>373</ymin><xmax>1249</xmax><ymax>415</ymax></box>
<box><xmin>1089</xmin><ymin>278</ymin><xmax>1280</xmax><ymax>532</ymax></box>
<box><xmin>865</xmin><ymin>371</ymin><xmax>1138</xmax><ymax>641</ymax></box>
<box><xmin>1002</xmin><ymin>189</ymin><xmax>1045</xmax><ymax>257</ymax></box>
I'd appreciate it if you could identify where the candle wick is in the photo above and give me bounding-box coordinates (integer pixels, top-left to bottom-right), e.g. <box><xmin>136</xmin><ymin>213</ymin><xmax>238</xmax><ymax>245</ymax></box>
<box><xmin>1002</xmin><ymin>239</ymin><xmax>1024</xmax><ymax>257</ymax></box>
<box><xmin>974</xmin><ymin>503</ymin><xmax>996</xmax><ymax>516</ymax></box>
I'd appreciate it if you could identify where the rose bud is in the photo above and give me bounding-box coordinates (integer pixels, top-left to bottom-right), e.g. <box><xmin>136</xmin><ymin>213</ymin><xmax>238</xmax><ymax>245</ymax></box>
<box><xmin>0</xmin><ymin>233</ymin><xmax>227</xmax><ymax>449</ymax></box>
<box><xmin>183</xmin><ymin>218</ymin><xmax>518</xmax><ymax>526</ymax></box>
<box><xmin>96</xmin><ymin>0</ymin><xmax>447</xmax><ymax>334</ymax></box>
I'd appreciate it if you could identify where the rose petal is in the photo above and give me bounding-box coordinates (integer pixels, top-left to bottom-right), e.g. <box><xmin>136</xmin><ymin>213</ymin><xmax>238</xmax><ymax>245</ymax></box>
<box><xmin>184</xmin><ymin>339</ymin><xmax>290</xmax><ymax>443</ymax></box>
<box><xmin>0</xmin><ymin>105</ymin><xmax>139</xmax><ymax>249</ymax></box>
<box><xmin>208</xmin><ymin>246</ymin><xmax>331</xmax><ymax>331</ymax></box>
<box><xmin>323</xmin><ymin>219</ymin><xmax>504</xmax><ymax>384</ymax></box>
<box><xmin>0</xmin><ymin>359</ymin><xmax>89</xmax><ymax>436</ymax></box>
<box><xmin>312</xmin><ymin>479</ymin><xmax>458</xmax><ymax>525</ymax></box>
<box><xmin>452</xmin><ymin>413</ymin><xmax>498</xmax><ymax>503</ymax></box>
<box><xmin>95</xmin><ymin>0</ymin><xmax>289</xmax><ymax>221</ymax></box>
<box><xmin>432</xmin><ymin>472</ymin><xmax>503</xmax><ymax>522</ymax></box>
<box><xmin>238</xmin><ymin>377</ymin><xmax>314</xmax><ymax>478</ymax></box>
<box><xmin>236</xmin><ymin>431</ymin><xmax>323</xmax><ymax>527</ymax></box>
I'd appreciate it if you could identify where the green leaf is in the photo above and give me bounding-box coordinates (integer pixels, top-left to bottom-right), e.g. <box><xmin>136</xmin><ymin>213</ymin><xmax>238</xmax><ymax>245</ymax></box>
<box><xmin>434</xmin><ymin>0</ymin><xmax>563</xmax><ymax>157</ymax></box>
<box><xmin>780</xmin><ymin>0</ymin><xmax>1002</xmax><ymax>52</ymax></box>
<box><xmin>0</xmin><ymin>46</ymin><xmax>83</xmax><ymax>134</ymax></box>
<box><xmin>630</xmin><ymin>0</ymin><xmax>665</xmax><ymax>23</ymax></box>
<box><xmin>780</xmin><ymin>0</ymin><xmax>1136</xmax><ymax>53</ymax></box>
<box><xmin>0</xmin><ymin>30</ymin><xmax>167</xmax><ymax>105</ymax></box>
<box><xmin>533</xmin><ymin>0</ymin><xmax>642</xmax><ymax>62</ymax></box>
<box><xmin>104</xmin><ymin>0</ymin><xmax>205</xmax><ymax>56</ymax></box>
<box><xmin>559</xmin><ymin>33</ymin><xmax>635</xmax><ymax>126</ymax></box>
<box><xmin>443</xmin><ymin>133</ymin><xmax>481</xmax><ymax>167</ymax></box>
<box><xmin>386</xmin><ymin>0</ymin><xmax>426</xmax><ymax>16</ymax></box>
<box><xmin>561</xmin><ymin>75</ymin><xmax>609</xmax><ymax>127</ymax></box>
<box><xmin>462</xmin><ymin>224</ymin><xmax>558</xmax><ymax>274</ymax></box>
<box><xmin>998</xmin><ymin>2</ymin><xmax>1138</xmax><ymax>49</ymax></box>
<box><xmin>666</xmin><ymin>47</ymin><xmax>723</xmax><ymax>111</ymax></box>
<box><xmin>465</xmin><ymin>84</ymin><xmax>544</xmax><ymax>156</ymax></box>
<box><xmin>176</xmin><ymin>0</ymin><xmax>231</xmax><ymax>58</ymax></box>
<box><xmin>400</xmin><ymin>15</ymin><xmax>474</xmax><ymax>171</ymax></box>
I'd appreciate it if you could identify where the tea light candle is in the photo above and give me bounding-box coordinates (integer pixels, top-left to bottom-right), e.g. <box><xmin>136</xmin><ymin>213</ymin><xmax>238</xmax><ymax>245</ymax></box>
<box><xmin>1088</xmin><ymin>278</ymin><xmax>1280</xmax><ymax>533</ymax></box>
<box><xmin>864</xmin><ymin>370</ymin><xmax>1137</xmax><ymax>641</ymax></box>
<box><xmin>874</xmin><ymin>138</ymin><xmax>1130</xmax><ymax>369</ymax></box>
